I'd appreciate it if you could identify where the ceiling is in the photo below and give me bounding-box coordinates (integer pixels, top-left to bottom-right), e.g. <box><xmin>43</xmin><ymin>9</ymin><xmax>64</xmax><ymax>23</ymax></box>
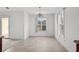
<box><xmin>0</xmin><ymin>7</ymin><xmax>63</xmax><ymax>14</ymax></box>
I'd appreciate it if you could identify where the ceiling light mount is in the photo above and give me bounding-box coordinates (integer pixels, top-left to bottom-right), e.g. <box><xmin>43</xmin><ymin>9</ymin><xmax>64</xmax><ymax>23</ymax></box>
<box><xmin>36</xmin><ymin>7</ymin><xmax>44</xmax><ymax>21</ymax></box>
<box><xmin>5</xmin><ymin>7</ymin><xmax>10</xmax><ymax>9</ymax></box>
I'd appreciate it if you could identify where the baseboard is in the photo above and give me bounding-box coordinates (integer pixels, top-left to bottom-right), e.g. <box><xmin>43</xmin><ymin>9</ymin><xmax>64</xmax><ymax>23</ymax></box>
<box><xmin>24</xmin><ymin>36</ymin><xmax>30</xmax><ymax>40</ymax></box>
<box><xmin>29</xmin><ymin>36</ymin><xmax>55</xmax><ymax>38</ymax></box>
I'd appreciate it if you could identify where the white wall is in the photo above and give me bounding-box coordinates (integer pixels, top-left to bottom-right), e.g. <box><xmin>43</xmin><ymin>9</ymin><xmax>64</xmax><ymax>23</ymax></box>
<box><xmin>0</xmin><ymin>19</ymin><xmax>1</xmax><ymax>35</ymax></box>
<box><xmin>55</xmin><ymin>8</ymin><xmax>79</xmax><ymax>52</ymax></box>
<box><xmin>0</xmin><ymin>11</ymin><xmax>24</xmax><ymax>39</ymax></box>
<box><xmin>24</xmin><ymin>12</ymin><xmax>29</xmax><ymax>39</ymax></box>
<box><xmin>29</xmin><ymin>14</ymin><xmax>54</xmax><ymax>36</ymax></box>
<box><xmin>10</xmin><ymin>12</ymin><xmax>24</xmax><ymax>39</ymax></box>
<box><xmin>54</xmin><ymin>13</ymin><xmax>58</xmax><ymax>39</ymax></box>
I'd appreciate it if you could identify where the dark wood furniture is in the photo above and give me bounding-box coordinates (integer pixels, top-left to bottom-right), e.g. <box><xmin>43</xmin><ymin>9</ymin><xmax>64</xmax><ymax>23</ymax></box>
<box><xmin>74</xmin><ymin>40</ymin><xmax>79</xmax><ymax>52</ymax></box>
<box><xmin>0</xmin><ymin>36</ymin><xmax>2</xmax><ymax>52</ymax></box>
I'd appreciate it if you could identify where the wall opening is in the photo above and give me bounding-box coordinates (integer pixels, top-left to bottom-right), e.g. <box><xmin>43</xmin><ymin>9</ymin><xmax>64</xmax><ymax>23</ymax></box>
<box><xmin>1</xmin><ymin>16</ymin><xmax>9</xmax><ymax>38</ymax></box>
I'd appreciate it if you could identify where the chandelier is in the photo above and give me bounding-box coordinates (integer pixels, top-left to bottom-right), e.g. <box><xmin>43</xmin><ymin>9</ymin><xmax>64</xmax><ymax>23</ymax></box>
<box><xmin>37</xmin><ymin>7</ymin><xmax>44</xmax><ymax>21</ymax></box>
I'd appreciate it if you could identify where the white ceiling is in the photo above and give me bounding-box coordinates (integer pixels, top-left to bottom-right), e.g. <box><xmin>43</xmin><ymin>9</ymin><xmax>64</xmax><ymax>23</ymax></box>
<box><xmin>0</xmin><ymin>7</ymin><xmax>63</xmax><ymax>14</ymax></box>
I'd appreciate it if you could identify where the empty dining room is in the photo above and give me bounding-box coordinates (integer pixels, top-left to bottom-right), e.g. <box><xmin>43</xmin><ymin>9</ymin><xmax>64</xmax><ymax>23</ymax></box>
<box><xmin>0</xmin><ymin>7</ymin><xmax>79</xmax><ymax>52</ymax></box>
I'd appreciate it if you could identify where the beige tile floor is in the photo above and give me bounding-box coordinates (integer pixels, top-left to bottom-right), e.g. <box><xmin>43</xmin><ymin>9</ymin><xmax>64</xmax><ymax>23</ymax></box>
<box><xmin>2</xmin><ymin>39</ymin><xmax>21</xmax><ymax>51</ymax></box>
<box><xmin>3</xmin><ymin>37</ymin><xmax>68</xmax><ymax>52</ymax></box>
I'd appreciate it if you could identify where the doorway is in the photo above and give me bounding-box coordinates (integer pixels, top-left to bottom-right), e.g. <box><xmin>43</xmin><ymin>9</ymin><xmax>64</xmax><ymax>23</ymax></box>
<box><xmin>1</xmin><ymin>16</ymin><xmax>9</xmax><ymax>38</ymax></box>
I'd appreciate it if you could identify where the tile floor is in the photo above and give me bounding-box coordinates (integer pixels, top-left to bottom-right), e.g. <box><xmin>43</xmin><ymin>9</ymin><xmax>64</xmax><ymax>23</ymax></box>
<box><xmin>3</xmin><ymin>37</ymin><xmax>68</xmax><ymax>52</ymax></box>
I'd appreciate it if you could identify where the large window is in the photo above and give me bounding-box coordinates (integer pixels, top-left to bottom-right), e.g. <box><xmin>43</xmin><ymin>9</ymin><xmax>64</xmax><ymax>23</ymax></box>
<box><xmin>36</xmin><ymin>18</ymin><xmax>46</xmax><ymax>32</ymax></box>
<box><xmin>57</xmin><ymin>8</ymin><xmax>65</xmax><ymax>38</ymax></box>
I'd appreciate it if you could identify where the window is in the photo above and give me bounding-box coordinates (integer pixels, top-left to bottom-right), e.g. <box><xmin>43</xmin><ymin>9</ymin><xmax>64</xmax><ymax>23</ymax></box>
<box><xmin>36</xmin><ymin>18</ymin><xmax>46</xmax><ymax>32</ymax></box>
<box><xmin>57</xmin><ymin>8</ymin><xmax>65</xmax><ymax>38</ymax></box>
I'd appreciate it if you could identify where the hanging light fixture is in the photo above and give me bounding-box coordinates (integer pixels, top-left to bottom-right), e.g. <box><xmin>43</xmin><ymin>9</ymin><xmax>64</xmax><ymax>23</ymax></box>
<box><xmin>37</xmin><ymin>7</ymin><xmax>44</xmax><ymax>21</ymax></box>
<box><xmin>5</xmin><ymin>7</ymin><xmax>10</xmax><ymax>9</ymax></box>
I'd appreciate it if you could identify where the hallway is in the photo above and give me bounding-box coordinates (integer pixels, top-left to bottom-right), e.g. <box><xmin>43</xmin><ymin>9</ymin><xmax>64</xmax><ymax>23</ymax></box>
<box><xmin>4</xmin><ymin>37</ymin><xmax>67</xmax><ymax>52</ymax></box>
